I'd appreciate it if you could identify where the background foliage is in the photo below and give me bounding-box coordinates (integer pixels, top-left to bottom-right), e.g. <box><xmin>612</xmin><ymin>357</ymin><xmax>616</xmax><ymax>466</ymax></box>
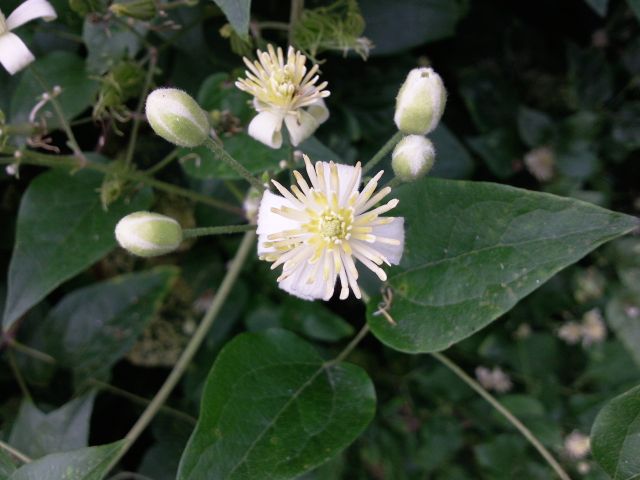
<box><xmin>1</xmin><ymin>0</ymin><xmax>640</xmax><ymax>478</ymax></box>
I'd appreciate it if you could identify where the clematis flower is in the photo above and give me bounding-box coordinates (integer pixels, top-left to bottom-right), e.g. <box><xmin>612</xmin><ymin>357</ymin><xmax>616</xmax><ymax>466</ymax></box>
<box><xmin>0</xmin><ymin>0</ymin><xmax>57</xmax><ymax>75</ymax></box>
<box><xmin>257</xmin><ymin>155</ymin><xmax>404</xmax><ymax>301</ymax></box>
<box><xmin>235</xmin><ymin>44</ymin><xmax>330</xmax><ymax>149</ymax></box>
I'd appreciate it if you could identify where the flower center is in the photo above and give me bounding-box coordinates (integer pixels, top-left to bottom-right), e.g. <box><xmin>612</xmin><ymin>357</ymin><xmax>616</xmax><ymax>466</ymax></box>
<box><xmin>318</xmin><ymin>209</ymin><xmax>352</xmax><ymax>243</ymax></box>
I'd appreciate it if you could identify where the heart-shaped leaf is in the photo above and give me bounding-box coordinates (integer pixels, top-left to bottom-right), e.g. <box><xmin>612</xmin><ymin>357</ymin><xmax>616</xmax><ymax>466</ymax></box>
<box><xmin>177</xmin><ymin>329</ymin><xmax>376</xmax><ymax>480</ymax></box>
<box><xmin>366</xmin><ymin>178</ymin><xmax>638</xmax><ymax>353</ymax></box>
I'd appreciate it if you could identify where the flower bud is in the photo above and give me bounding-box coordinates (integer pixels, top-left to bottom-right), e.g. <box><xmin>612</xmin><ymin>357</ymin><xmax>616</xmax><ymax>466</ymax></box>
<box><xmin>394</xmin><ymin>67</ymin><xmax>446</xmax><ymax>135</ymax></box>
<box><xmin>145</xmin><ymin>88</ymin><xmax>209</xmax><ymax>147</ymax></box>
<box><xmin>115</xmin><ymin>212</ymin><xmax>183</xmax><ymax>257</ymax></box>
<box><xmin>391</xmin><ymin>135</ymin><xmax>436</xmax><ymax>182</ymax></box>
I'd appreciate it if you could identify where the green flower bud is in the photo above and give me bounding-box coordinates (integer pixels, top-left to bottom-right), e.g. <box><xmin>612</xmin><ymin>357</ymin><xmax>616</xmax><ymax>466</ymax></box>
<box><xmin>145</xmin><ymin>88</ymin><xmax>209</xmax><ymax>148</ymax></box>
<box><xmin>391</xmin><ymin>135</ymin><xmax>436</xmax><ymax>182</ymax></box>
<box><xmin>109</xmin><ymin>0</ymin><xmax>157</xmax><ymax>20</ymax></box>
<box><xmin>394</xmin><ymin>67</ymin><xmax>447</xmax><ymax>135</ymax></box>
<box><xmin>115</xmin><ymin>211</ymin><xmax>183</xmax><ymax>257</ymax></box>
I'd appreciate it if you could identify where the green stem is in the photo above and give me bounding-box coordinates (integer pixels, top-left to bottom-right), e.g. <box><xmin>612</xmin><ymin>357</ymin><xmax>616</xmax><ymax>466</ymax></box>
<box><xmin>361</xmin><ymin>131</ymin><xmax>403</xmax><ymax>175</ymax></box>
<box><xmin>144</xmin><ymin>148</ymin><xmax>179</xmax><ymax>175</ymax></box>
<box><xmin>28</xmin><ymin>67</ymin><xmax>88</xmax><ymax>165</ymax></box>
<box><xmin>289</xmin><ymin>0</ymin><xmax>304</xmax><ymax>44</ymax></box>
<box><xmin>124</xmin><ymin>49</ymin><xmax>157</xmax><ymax>167</ymax></box>
<box><xmin>7</xmin><ymin>339</ymin><xmax>56</xmax><ymax>364</ymax></box>
<box><xmin>431</xmin><ymin>352</ymin><xmax>572</xmax><ymax>480</ymax></box>
<box><xmin>7</xmin><ymin>351</ymin><xmax>31</xmax><ymax>402</ymax></box>
<box><xmin>329</xmin><ymin>324</ymin><xmax>369</xmax><ymax>365</ymax></box>
<box><xmin>203</xmin><ymin>138</ymin><xmax>265</xmax><ymax>192</ymax></box>
<box><xmin>258</xmin><ymin>21</ymin><xmax>291</xmax><ymax>31</ymax></box>
<box><xmin>183</xmin><ymin>224</ymin><xmax>256</xmax><ymax>239</ymax></box>
<box><xmin>87</xmin><ymin>379</ymin><xmax>196</xmax><ymax>425</ymax></box>
<box><xmin>105</xmin><ymin>230</ymin><xmax>256</xmax><ymax>473</ymax></box>
<box><xmin>0</xmin><ymin>440</ymin><xmax>31</xmax><ymax>464</ymax></box>
<box><xmin>0</xmin><ymin>151</ymin><xmax>243</xmax><ymax>215</ymax></box>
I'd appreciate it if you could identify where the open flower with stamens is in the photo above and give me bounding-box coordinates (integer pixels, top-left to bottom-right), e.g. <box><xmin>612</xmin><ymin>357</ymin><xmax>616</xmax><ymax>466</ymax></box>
<box><xmin>257</xmin><ymin>155</ymin><xmax>404</xmax><ymax>301</ymax></box>
<box><xmin>0</xmin><ymin>0</ymin><xmax>57</xmax><ymax>75</ymax></box>
<box><xmin>235</xmin><ymin>44</ymin><xmax>330</xmax><ymax>149</ymax></box>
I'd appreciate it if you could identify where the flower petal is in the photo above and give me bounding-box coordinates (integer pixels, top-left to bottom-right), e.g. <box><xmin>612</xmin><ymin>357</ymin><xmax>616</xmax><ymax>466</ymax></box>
<box><xmin>284</xmin><ymin>110</ymin><xmax>319</xmax><ymax>146</ymax></box>
<box><xmin>278</xmin><ymin>258</ymin><xmax>334</xmax><ymax>301</ymax></box>
<box><xmin>306</xmin><ymin>98</ymin><xmax>329</xmax><ymax>124</ymax></box>
<box><xmin>6</xmin><ymin>0</ymin><xmax>57</xmax><ymax>30</ymax></box>
<box><xmin>256</xmin><ymin>190</ymin><xmax>299</xmax><ymax>256</ymax></box>
<box><xmin>371</xmin><ymin>217</ymin><xmax>405</xmax><ymax>264</ymax></box>
<box><xmin>317</xmin><ymin>161</ymin><xmax>361</xmax><ymax>205</ymax></box>
<box><xmin>248</xmin><ymin>111</ymin><xmax>284</xmax><ymax>149</ymax></box>
<box><xmin>0</xmin><ymin>32</ymin><xmax>34</xmax><ymax>75</ymax></box>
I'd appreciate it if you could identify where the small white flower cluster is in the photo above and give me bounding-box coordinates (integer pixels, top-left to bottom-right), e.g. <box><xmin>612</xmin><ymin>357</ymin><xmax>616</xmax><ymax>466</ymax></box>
<box><xmin>564</xmin><ymin>430</ymin><xmax>590</xmax><ymax>460</ymax></box>
<box><xmin>523</xmin><ymin>146</ymin><xmax>555</xmax><ymax>182</ymax></box>
<box><xmin>475</xmin><ymin>366</ymin><xmax>513</xmax><ymax>393</ymax></box>
<box><xmin>0</xmin><ymin>0</ymin><xmax>57</xmax><ymax>75</ymax></box>
<box><xmin>557</xmin><ymin>308</ymin><xmax>607</xmax><ymax>347</ymax></box>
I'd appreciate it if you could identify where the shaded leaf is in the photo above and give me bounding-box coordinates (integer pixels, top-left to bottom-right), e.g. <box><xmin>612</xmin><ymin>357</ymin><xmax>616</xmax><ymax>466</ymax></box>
<box><xmin>430</xmin><ymin>124</ymin><xmax>474</xmax><ymax>179</ymax></box>
<box><xmin>8</xmin><ymin>392</ymin><xmax>96</xmax><ymax>459</ymax></box>
<box><xmin>83</xmin><ymin>16</ymin><xmax>145</xmax><ymax>75</ymax></box>
<box><xmin>591</xmin><ymin>384</ymin><xmax>640</xmax><ymax>479</ymax></box>
<box><xmin>366</xmin><ymin>178</ymin><xmax>638</xmax><ymax>353</ymax></box>
<box><xmin>9</xmin><ymin>441</ymin><xmax>124</xmax><ymax>480</ymax></box>
<box><xmin>177</xmin><ymin>329</ymin><xmax>376</xmax><ymax>479</ymax></box>
<box><xmin>0</xmin><ymin>450</ymin><xmax>16</xmax><ymax>479</ymax></box>
<box><xmin>2</xmin><ymin>169</ymin><xmax>153</xmax><ymax>330</ymax></box>
<box><xmin>10</xmin><ymin>52</ymin><xmax>99</xmax><ymax>128</ymax></box>
<box><xmin>34</xmin><ymin>267</ymin><xmax>178</xmax><ymax>386</ymax></box>
<box><xmin>517</xmin><ymin>106</ymin><xmax>554</xmax><ymax>148</ymax></box>
<box><xmin>213</xmin><ymin>0</ymin><xmax>251</xmax><ymax>38</ymax></box>
<box><xmin>606</xmin><ymin>291</ymin><xmax>640</xmax><ymax>368</ymax></box>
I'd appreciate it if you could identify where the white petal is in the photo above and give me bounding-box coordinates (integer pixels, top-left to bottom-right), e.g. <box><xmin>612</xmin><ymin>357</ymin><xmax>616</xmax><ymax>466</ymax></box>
<box><xmin>6</xmin><ymin>0</ymin><xmax>57</xmax><ymax>30</ymax></box>
<box><xmin>278</xmin><ymin>258</ymin><xmax>333</xmax><ymax>301</ymax></box>
<box><xmin>284</xmin><ymin>110</ymin><xmax>319</xmax><ymax>147</ymax></box>
<box><xmin>256</xmin><ymin>190</ymin><xmax>299</xmax><ymax>256</ymax></box>
<box><xmin>317</xmin><ymin>161</ymin><xmax>361</xmax><ymax>205</ymax></box>
<box><xmin>0</xmin><ymin>32</ymin><xmax>34</xmax><ymax>75</ymax></box>
<box><xmin>248</xmin><ymin>111</ymin><xmax>284</xmax><ymax>149</ymax></box>
<box><xmin>371</xmin><ymin>217</ymin><xmax>405</xmax><ymax>264</ymax></box>
<box><xmin>306</xmin><ymin>98</ymin><xmax>329</xmax><ymax>124</ymax></box>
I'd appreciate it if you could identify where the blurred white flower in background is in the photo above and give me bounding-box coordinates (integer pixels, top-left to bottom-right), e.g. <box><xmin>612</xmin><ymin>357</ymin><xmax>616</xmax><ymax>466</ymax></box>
<box><xmin>564</xmin><ymin>431</ymin><xmax>590</xmax><ymax>460</ymax></box>
<box><xmin>0</xmin><ymin>0</ymin><xmax>57</xmax><ymax>75</ymax></box>
<box><xmin>236</xmin><ymin>45</ymin><xmax>330</xmax><ymax>149</ymax></box>
<box><xmin>475</xmin><ymin>366</ymin><xmax>513</xmax><ymax>393</ymax></box>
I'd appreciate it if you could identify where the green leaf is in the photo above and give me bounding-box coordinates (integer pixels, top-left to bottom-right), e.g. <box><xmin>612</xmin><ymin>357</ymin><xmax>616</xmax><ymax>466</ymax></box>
<box><xmin>177</xmin><ymin>329</ymin><xmax>376</xmax><ymax>480</ymax></box>
<box><xmin>517</xmin><ymin>106</ymin><xmax>555</xmax><ymax>148</ymax></box>
<box><xmin>584</xmin><ymin>0</ymin><xmax>609</xmax><ymax>16</ymax></box>
<box><xmin>9</xmin><ymin>441</ymin><xmax>124</xmax><ymax>480</ymax></box>
<box><xmin>360</xmin><ymin>0</ymin><xmax>464</xmax><ymax>55</ymax></box>
<box><xmin>180</xmin><ymin>133</ymin><xmax>290</xmax><ymax>180</ymax></box>
<box><xmin>0</xmin><ymin>450</ymin><xmax>16</xmax><ymax>479</ymax></box>
<box><xmin>366</xmin><ymin>178</ymin><xmax>638</xmax><ymax>353</ymax></box>
<box><xmin>591</xmin><ymin>384</ymin><xmax>640</xmax><ymax>479</ymax></box>
<box><xmin>83</xmin><ymin>16</ymin><xmax>146</xmax><ymax>74</ymax></box>
<box><xmin>2</xmin><ymin>168</ymin><xmax>153</xmax><ymax>330</ymax></box>
<box><xmin>212</xmin><ymin>0</ymin><xmax>251</xmax><ymax>38</ymax></box>
<box><xmin>33</xmin><ymin>267</ymin><xmax>178</xmax><ymax>386</ymax></box>
<box><xmin>430</xmin><ymin>124</ymin><xmax>474</xmax><ymax>179</ymax></box>
<box><xmin>8</xmin><ymin>392</ymin><xmax>96</xmax><ymax>459</ymax></box>
<box><xmin>627</xmin><ymin>0</ymin><xmax>640</xmax><ymax>23</ymax></box>
<box><xmin>10</xmin><ymin>52</ymin><xmax>99</xmax><ymax>129</ymax></box>
<box><xmin>606</xmin><ymin>291</ymin><xmax>640</xmax><ymax>368</ymax></box>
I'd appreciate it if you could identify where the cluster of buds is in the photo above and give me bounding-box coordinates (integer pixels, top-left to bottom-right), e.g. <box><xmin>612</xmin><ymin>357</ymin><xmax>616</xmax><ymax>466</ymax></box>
<box><xmin>391</xmin><ymin>67</ymin><xmax>446</xmax><ymax>182</ymax></box>
<box><xmin>557</xmin><ymin>308</ymin><xmax>607</xmax><ymax>347</ymax></box>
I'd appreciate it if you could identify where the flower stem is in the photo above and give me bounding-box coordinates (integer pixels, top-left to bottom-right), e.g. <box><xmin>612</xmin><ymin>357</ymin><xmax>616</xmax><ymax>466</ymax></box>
<box><xmin>105</xmin><ymin>230</ymin><xmax>256</xmax><ymax>473</ymax></box>
<box><xmin>124</xmin><ymin>49</ymin><xmax>157</xmax><ymax>168</ymax></box>
<box><xmin>362</xmin><ymin>131</ymin><xmax>403</xmax><ymax>175</ymax></box>
<box><xmin>7</xmin><ymin>350</ymin><xmax>32</xmax><ymax>402</ymax></box>
<box><xmin>329</xmin><ymin>324</ymin><xmax>370</xmax><ymax>366</ymax></box>
<box><xmin>431</xmin><ymin>351</ymin><xmax>572</xmax><ymax>480</ymax></box>
<box><xmin>203</xmin><ymin>138</ymin><xmax>265</xmax><ymax>192</ymax></box>
<box><xmin>144</xmin><ymin>148</ymin><xmax>179</xmax><ymax>175</ymax></box>
<box><xmin>289</xmin><ymin>0</ymin><xmax>304</xmax><ymax>44</ymax></box>
<box><xmin>0</xmin><ymin>151</ymin><xmax>243</xmax><ymax>215</ymax></box>
<box><xmin>183</xmin><ymin>224</ymin><xmax>256</xmax><ymax>239</ymax></box>
<box><xmin>0</xmin><ymin>440</ymin><xmax>31</xmax><ymax>464</ymax></box>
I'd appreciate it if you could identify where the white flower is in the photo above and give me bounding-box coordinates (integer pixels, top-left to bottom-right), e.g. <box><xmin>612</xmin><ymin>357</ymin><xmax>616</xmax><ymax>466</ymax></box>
<box><xmin>475</xmin><ymin>366</ymin><xmax>513</xmax><ymax>393</ymax></box>
<box><xmin>235</xmin><ymin>45</ymin><xmax>330</xmax><ymax>149</ymax></box>
<box><xmin>0</xmin><ymin>0</ymin><xmax>57</xmax><ymax>75</ymax></box>
<box><xmin>257</xmin><ymin>155</ymin><xmax>404</xmax><ymax>301</ymax></box>
<box><xmin>581</xmin><ymin>308</ymin><xmax>606</xmax><ymax>346</ymax></box>
<box><xmin>564</xmin><ymin>431</ymin><xmax>590</xmax><ymax>460</ymax></box>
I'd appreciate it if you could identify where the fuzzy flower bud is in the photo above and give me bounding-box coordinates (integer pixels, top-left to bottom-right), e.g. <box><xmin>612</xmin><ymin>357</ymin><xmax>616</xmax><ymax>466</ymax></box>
<box><xmin>115</xmin><ymin>211</ymin><xmax>183</xmax><ymax>257</ymax></box>
<box><xmin>391</xmin><ymin>135</ymin><xmax>436</xmax><ymax>182</ymax></box>
<box><xmin>145</xmin><ymin>88</ymin><xmax>209</xmax><ymax>148</ymax></box>
<box><xmin>394</xmin><ymin>67</ymin><xmax>446</xmax><ymax>135</ymax></box>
